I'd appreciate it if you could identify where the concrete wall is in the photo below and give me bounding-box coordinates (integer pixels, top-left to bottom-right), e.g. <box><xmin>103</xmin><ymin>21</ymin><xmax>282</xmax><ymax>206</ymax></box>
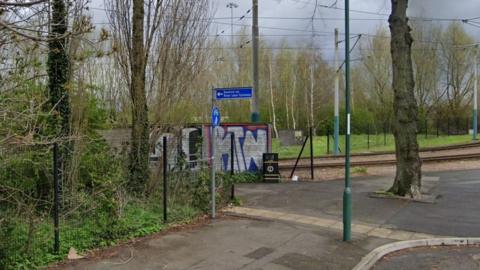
<box><xmin>98</xmin><ymin>123</ymin><xmax>271</xmax><ymax>172</ymax></box>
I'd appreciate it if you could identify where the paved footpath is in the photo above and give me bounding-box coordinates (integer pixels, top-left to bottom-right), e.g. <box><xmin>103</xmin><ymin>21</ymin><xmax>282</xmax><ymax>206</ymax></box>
<box><xmin>236</xmin><ymin>169</ymin><xmax>480</xmax><ymax>237</ymax></box>
<box><xmin>54</xmin><ymin>218</ymin><xmax>392</xmax><ymax>270</ymax></box>
<box><xmin>53</xmin><ymin>169</ymin><xmax>480</xmax><ymax>270</ymax></box>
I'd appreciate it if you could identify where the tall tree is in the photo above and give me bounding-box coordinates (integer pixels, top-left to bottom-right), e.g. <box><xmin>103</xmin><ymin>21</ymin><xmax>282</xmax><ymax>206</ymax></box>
<box><xmin>388</xmin><ymin>0</ymin><xmax>422</xmax><ymax>197</ymax></box>
<box><xmin>48</xmin><ymin>0</ymin><xmax>71</xmax><ymax>179</ymax></box>
<box><xmin>128</xmin><ymin>0</ymin><xmax>149</xmax><ymax>193</ymax></box>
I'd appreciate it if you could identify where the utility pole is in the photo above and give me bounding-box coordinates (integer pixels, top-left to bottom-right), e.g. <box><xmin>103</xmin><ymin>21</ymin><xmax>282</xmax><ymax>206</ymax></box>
<box><xmin>343</xmin><ymin>0</ymin><xmax>352</xmax><ymax>242</ymax></box>
<box><xmin>251</xmin><ymin>0</ymin><xmax>260</xmax><ymax>122</ymax></box>
<box><xmin>309</xmin><ymin>1</ymin><xmax>318</xmax><ymax>135</ymax></box>
<box><xmin>334</xmin><ymin>28</ymin><xmax>340</xmax><ymax>155</ymax></box>
<box><xmin>227</xmin><ymin>2</ymin><xmax>238</xmax><ymax>48</ymax></box>
<box><xmin>474</xmin><ymin>45</ymin><xmax>478</xmax><ymax>141</ymax></box>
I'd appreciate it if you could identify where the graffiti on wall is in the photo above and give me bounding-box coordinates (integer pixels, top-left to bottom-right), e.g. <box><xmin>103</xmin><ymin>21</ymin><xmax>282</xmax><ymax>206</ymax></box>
<box><xmin>204</xmin><ymin>124</ymin><xmax>271</xmax><ymax>172</ymax></box>
<box><xmin>98</xmin><ymin>125</ymin><xmax>270</xmax><ymax>172</ymax></box>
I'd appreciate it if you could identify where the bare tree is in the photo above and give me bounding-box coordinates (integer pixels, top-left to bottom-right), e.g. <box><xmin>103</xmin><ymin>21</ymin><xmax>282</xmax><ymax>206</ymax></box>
<box><xmin>388</xmin><ymin>0</ymin><xmax>422</xmax><ymax>197</ymax></box>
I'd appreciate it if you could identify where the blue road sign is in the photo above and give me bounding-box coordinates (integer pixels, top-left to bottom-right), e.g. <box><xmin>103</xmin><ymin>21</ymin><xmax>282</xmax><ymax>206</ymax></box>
<box><xmin>214</xmin><ymin>87</ymin><xmax>253</xmax><ymax>100</ymax></box>
<box><xmin>212</xmin><ymin>106</ymin><xmax>221</xmax><ymax>127</ymax></box>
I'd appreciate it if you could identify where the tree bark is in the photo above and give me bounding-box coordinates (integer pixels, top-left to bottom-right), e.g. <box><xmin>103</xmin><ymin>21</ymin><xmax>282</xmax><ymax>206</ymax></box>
<box><xmin>388</xmin><ymin>0</ymin><xmax>422</xmax><ymax>197</ymax></box>
<box><xmin>268</xmin><ymin>60</ymin><xmax>278</xmax><ymax>138</ymax></box>
<box><xmin>48</xmin><ymin>0</ymin><xmax>70</xmax><ymax>138</ymax></box>
<box><xmin>129</xmin><ymin>0</ymin><xmax>150</xmax><ymax>194</ymax></box>
<box><xmin>47</xmin><ymin>0</ymin><xmax>71</xmax><ymax>192</ymax></box>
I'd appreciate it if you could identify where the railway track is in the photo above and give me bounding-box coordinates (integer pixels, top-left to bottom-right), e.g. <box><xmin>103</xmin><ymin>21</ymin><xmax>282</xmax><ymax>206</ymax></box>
<box><xmin>279</xmin><ymin>142</ymin><xmax>480</xmax><ymax>172</ymax></box>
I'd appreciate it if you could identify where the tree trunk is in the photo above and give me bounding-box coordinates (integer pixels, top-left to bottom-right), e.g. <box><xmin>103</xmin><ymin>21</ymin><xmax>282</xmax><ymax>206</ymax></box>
<box><xmin>291</xmin><ymin>73</ymin><xmax>297</xmax><ymax>130</ymax></box>
<box><xmin>47</xmin><ymin>0</ymin><xmax>71</xmax><ymax>192</ymax></box>
<box><xmin>129</xmin><ymin>0</ymin><xmax>150</xmax><ymax>194</ymax></box>
<box><xmin>269</xmin><ymin>60</ymin><xmax>279</xmax><ymax>138</ymax></box>
<box><xmin>388</xmin><ymin>0</ymin><xmax>422</xmax><ymax>198</ymax></box>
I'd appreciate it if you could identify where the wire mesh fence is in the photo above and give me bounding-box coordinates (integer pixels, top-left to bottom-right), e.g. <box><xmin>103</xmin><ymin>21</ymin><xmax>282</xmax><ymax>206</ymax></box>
<box><xmin>0</xmin><ymin>128</ymin><xmax>242</xmax><ymax>269</ymax></box>
<box><xmin>274</xmin><ymin>115</ymin><xmax>476</xmax><ymax>158</ymax></box>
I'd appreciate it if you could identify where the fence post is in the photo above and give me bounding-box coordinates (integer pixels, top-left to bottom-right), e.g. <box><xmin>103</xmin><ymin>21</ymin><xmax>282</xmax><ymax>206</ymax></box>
<box><xmin>383</xmin><ymin>122</ymin><xmax>387</xmax><ymax>146</ymax></box>
<box><xmin>447</xmin><ymin>118</ymin><xmax>450</xmax><ymax>136</ymax></box>
<box><xmin>425</xmin><ymin>119</ymin><xmax>428</xmax><ymax>139</ymax></box>
<box><xmin>327</xmin><ymin>126</ymin><xmax>330</xmax><ymax>154</ymax></box>
<box><xmin>230</xmin><ymin>133</ymin><xmax>235</xmax><ymax>200</ymax></box>
<box><xmin>437</xmin><ymin>119</ymin><xmax>439</xmax><ymax>137</ymax></box>
<box><xmin>367</xmin><ymin>124</ymin><xmax>370</xmax><ymax>149</ymax></box>
<box><xmin>53</xmin><ymin>143</ymin><xmax>60</xmax><ymax>254</ymax></box>
<box><xmin>467</xmin><ymin>117</ymin><xmax>470</xmax><ymax>134</ymax></box>
<box><xmin>309</xmin><ymin>127</ymin><xmax>314</xmax><ymax>180</ymax></box>
<box><xmin>163</xmin><ymin>136</ymin><xmax>168</xmax><ymax>224</ymax></box>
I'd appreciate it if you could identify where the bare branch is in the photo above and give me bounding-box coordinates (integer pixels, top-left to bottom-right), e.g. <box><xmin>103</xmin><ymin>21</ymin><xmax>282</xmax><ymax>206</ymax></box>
<box><xmin>0</xmin><ymin>0</ymin><xmax>46</xmax><ymax>7</ymax></box>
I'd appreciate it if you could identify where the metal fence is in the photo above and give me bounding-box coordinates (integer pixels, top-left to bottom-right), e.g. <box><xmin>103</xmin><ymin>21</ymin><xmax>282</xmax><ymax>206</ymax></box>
<box><xmin>0</xmin><ymin>129</ymin><xmax>236</xmax><ymax>269</ymax></box>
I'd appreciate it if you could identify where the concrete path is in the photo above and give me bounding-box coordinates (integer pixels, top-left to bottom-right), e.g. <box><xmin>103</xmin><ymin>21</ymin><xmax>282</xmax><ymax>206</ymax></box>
<box><xmin>54</xmin><ymin>218</ymin><xmax>392</xmax><ymax>270</ymax></box>
<box><xmin>236</xmin><ymin>169</ymin><xmax>480</xmax><ymax>237</ymax></box>
<box><xmin>226</xmin><ymin>207</ymin><xmax>445</xmax><ymax>241</ymax></box>
<box><xmin>53</xmin><ymin>169</ymin><xmax>480</xmax><ymax>270</ymax></box>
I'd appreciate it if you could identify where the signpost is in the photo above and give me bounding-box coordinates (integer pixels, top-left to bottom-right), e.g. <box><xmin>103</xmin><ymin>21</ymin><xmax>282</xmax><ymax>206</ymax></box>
<box><xmin>210</xmin><ymin>87</ymin><xmax>251</xmax><ymax>219</ymax></box>
<box><xmin>211</xmin><ymin>106</ymin><xmax>220</xmax><ymax>219</ymax></box>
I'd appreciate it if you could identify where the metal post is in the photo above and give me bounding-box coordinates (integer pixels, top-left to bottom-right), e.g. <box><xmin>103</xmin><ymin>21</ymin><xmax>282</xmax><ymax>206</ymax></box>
<box><xmin>53</xmin><ymin>143</ymin><xmax>60</xmax><ymax>254</ymax></box>
<box><xmin>466</xmin><ymin>116</ymin><xmax>470</xmax><ymax>135</ymax></box>
<box><xmin>211</xmin><ymin>89</ymin><xmax>216</xmax><ymax>219</ymax></box>
<box><xmin>251</xmin><ymin>0</ymin><xmax>260</xmax><ymax>122</ymax></box>
<box><xmin>211</xmin><ymin>126</ymin><xmax>216</xmax><ymax>219</ymax></box>
<box><xmin>163</xmin><ymin>136</ymin><xmax>168</xmax><ymax>223</ymax></box>
<box><xmin>437</xmin><ymin>119</ymin><xmax>439</xmax><ymax>137</ymax></box>
<box><xmin>447</xmin><ymin>118</ymin><xmax>450</xmax><ymax>136</ymax></box>
<box><xmin>367</xmin><ymin>124</ymin><xmax>370</xmax><ymax>149</ymax></box>
<box><xmin>384</xmin><ymin>122</ymin><xmax>387</xmax><ymax>146</ymax></box>
<box><xmin>230</xmin><ymin>133</ymin><xmax>235</xmax><ymax>175</ymax></box>
<box><xmin>309</xmin><ymin>127</ymin><xmax>314</xmax><ymax>180</ymax></box>
<box><xmin>327</xmin><ymin>126</ymin><xmax>330</xmax><ymax>154</ymax></box>
<box><xmin>289</xmin><ymin>135</ymin><xmax>309</xmax><ymax>179</ymax></box>
<box><xmin>334</xmin><ymin>28</ymin><xmax>340</xmax><ymax>155</ymax></box>
<box><xmin>425</xmin><ymin>119</ymin><xmax>428</xmax><ymax>139</ymax></box>
<box><xmin>230</xmin><ymin>133</ymin><xmax>235</xmax><ymax>200</ymax></box>
<box><xmin>473</xmin><ymin>45</ymin><xmax>478</xmax><ymax>140</ymax></box>
<box><xmin>343</xmin><ymin>0</ymin><xmax>352</xmax><ymax>242</ymax></box>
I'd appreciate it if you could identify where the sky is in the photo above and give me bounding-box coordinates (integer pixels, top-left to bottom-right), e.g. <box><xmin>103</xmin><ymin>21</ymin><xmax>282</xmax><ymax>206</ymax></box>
<box><xmin>89</xmin><ymin>0</ymin><xmax>480</xmax><ymax>63</ymax></box>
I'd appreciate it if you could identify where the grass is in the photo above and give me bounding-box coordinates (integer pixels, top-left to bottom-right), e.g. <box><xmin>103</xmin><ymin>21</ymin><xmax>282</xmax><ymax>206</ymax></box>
<box><xmin>0</xmin><ymin>171</ymin><xmax>256</xmax><ymax>270</ymax></box>
<box><xmin>273</xmin><ymin>134</ymin><xmax>474</xmax><ymax>159</ymax></box>
<box><xmin>0</xmin><ymin>202</ymin><xmax>200</xmax><ymax>270</ymax></box>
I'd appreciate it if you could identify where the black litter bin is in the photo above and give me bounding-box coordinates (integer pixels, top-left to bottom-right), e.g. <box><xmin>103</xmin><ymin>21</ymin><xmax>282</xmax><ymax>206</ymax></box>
<box><xmin>263</xmin><ymin>153</ymin><xmax>280</xmax><ymax>183</ymax></box>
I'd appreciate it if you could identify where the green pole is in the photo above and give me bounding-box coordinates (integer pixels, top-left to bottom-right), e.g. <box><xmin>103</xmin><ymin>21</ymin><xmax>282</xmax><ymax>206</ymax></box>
<box><xmin>343</xmin><ymin>0</ymin><xmax>352</xmax><ymax>242</ymax></box>
<box><xmin>473</xmin><ymin>45</ymin><xmax>478</xmax><ymax>141</ymax></box>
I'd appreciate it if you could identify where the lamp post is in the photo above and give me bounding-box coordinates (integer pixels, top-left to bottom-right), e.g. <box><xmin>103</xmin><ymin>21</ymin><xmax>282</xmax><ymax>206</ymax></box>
<box><xmin>226</xmin><ymin>2</ymin><xmax>238</xmax><ymax>48</ymax></box>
